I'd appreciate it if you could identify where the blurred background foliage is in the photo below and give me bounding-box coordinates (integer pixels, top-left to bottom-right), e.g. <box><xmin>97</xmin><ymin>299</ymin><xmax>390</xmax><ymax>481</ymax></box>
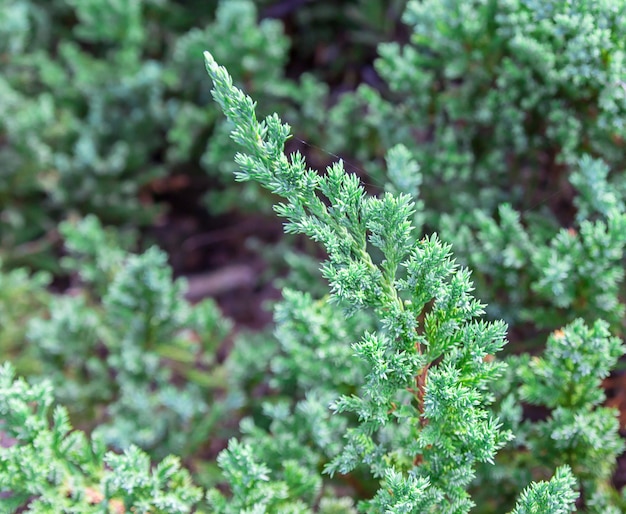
<box><xmin>0</xmin><ymin>0</ymin><xmax>407</xmax><ymax>271</ymax></box>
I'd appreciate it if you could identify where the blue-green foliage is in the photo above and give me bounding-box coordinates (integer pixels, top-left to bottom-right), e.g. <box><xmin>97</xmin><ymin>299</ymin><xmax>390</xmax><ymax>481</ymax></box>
<box><xmin>0</xmin><ymin>0</ymin><xmax>331</xmax><ymax>268</ymax></box>
<box><xmin>440</xmin><ymin>156</ymin><xmax>626</xmax><ymax>331</ymax></box>
<box><xmin>511</xmin><ymin>466</ymin><xmax>578</xmax><ymax>514</ymax></box>
<box><xmin>359</xmin><ymin>0</ymin><xmax>626</xmax><ymax>194</ymax></box>
<box><xmin>168</xmin><ymin>0</ymin><xmax>329</xmax><ymax>214</ymax></box>
<box><xmin>2</xmin><ymin>3</ymin><xmax>626</xmax><ymax>511</ymax></box>
<box><xmin>1</xmin><ymin>0</ymin><xmax>164</xmax><ymax>264</ymax></box>
<box><xmin>204</xmin><ymin>52</ymin><xmax>592</xmax><ymax>513</ymax></box>
<box><xmin>0</xmin><ymin>362</ymin><xmax>203</xmax><ymax>513</ymax></box>
<box><xmin>211</xmin><ymin>289</ymin><xmax>373</xmax><ymax>511</ymax></box>
<box><xmin>0</xmin><ymin>264</ymin><xmax>51</xmax><ymax>374</ymax></box>
<box><xmin>473</xmin><ymin>318</ymin><xmax>625</xmax><ymax>513</ymax></box>
<box><xmin>26</xmin><ymin>215</ymin><xmax>232</xmax><ymax>459</ymax></box>
<box><xmin>323</xmin><ymin>0</ymin><xmax>626</xmax><ymax>339</ymax></box>
<box><xmin>514</xmin><ymin>320</ymin><xmax>624</xmax><ymax>512</ymax></box>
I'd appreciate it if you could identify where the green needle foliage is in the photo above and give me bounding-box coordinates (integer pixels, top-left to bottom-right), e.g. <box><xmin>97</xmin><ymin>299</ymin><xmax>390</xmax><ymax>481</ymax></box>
<box><xmin>324</xmin><ymin>0</ymin><xmax>626</xmax><ymax>338</ymax></box>
<box><xmin>0</xmin><ymin>0</ymin><xmax>332</xmax><ymax>269</ymax></box>
<box><xmin>0</xmin><ymin>363</ymin><xmax>203</xmax><ymax>513</ymax></box>
<box><xmin>522</xmin><ymin>321</ymin><xmax>624</xmax><ymax>504</ymax></box>
<box><xmin>441</xmin><ymin>156</ymin><xmax>626</xmax><ymax>332</ymax></box>
<box><xmin>511</xmin><ymin>467</ymin><xmax>579</xmax><ymax>514</ymax></box>
<box><xmin>25</xmin><ymin>215</ymin><xmax>232</xmax><ymax>460</ymax></box>
<box><xmin>203</xmin><ymin>51</ymin><xmax>592</xmax><ymax>513</ymax></box>
<box><xmin>483</xmin><ymin>319</ymin><xmax>626</xmax><ymax>513</ymax></box>
<box><xmin>2</xmin><ymin>46</ymin><xmax>624</xmax><ymax>513</ymax></box>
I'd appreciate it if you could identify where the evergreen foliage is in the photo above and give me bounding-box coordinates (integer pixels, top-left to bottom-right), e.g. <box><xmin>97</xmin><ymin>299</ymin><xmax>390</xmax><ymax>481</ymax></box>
<box><xmin>325</xmin><ymin>0</ymin><xmax>626</xmax><ymax>336</ymax></box>
<box><xmin>1</xmin><ymin>3</ymin><xmax>625</xmax><ymax>512</ymax></box>
<box><xmin>441</xmin><ymin>156</ymin><xmax>626</xmax><ymax>331</ymax></box>
<box><xmin>0</xmin><ymin>264</ymin><xmax>51</xmax><ymax>375</ymax></box>
<box><xmin>0</xmin><ymin>363</ymin><xmax>203</xmax><ymax>513</ymax></box>
<box><xmin>24</xmin><ymin>216</ymin><xmax>232</xmax><ymax>460</ymax></box>
<box><xmin>0</xmin><ymin>0</ymin><xmax>330</xmax><ymax>268</ymax></box>
<box><xmin>203</xmin><ymin>51</ymin><xmax>620</xmax><ymax>512</ymax></box>
<box><xmin>475</xmin><ymin>319</ymin><xmax>626</xmax><ymax>512</ymax></box>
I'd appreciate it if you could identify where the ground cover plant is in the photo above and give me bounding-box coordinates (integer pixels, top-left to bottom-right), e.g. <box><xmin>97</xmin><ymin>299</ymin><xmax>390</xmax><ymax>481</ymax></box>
<box><xmin>2</xmin><ymin>50</ymin><xmax>625</xmax><ymax>513</ymax></box>
<box><xmin>200</xmin><ymin>51</ymin><xmax>625</xmax><ymax>513</ymax></box>
<box><xmin>1</xmin><ymin>1</ymin><xmax>626</xmax><ymax>512</ymax></box>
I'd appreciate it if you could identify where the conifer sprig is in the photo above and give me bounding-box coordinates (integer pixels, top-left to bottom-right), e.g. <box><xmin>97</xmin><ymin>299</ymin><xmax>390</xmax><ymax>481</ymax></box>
<box><xmin>204</xmin><ymin>51</ymin><xmax>577</xmax><ymax>512</ymax></box>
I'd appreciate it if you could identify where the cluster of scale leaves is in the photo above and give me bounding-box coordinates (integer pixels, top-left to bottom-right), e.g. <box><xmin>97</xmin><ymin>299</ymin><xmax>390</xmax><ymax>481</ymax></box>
<box><xmin>203</xmin><ymin>51</ymin><xmax>588</xmax><ymax>513</ymax></box>
<box><xmin>322</xmin><ymin>0</ymin><xmax>626</xmax><ymax>336</ymax></box>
